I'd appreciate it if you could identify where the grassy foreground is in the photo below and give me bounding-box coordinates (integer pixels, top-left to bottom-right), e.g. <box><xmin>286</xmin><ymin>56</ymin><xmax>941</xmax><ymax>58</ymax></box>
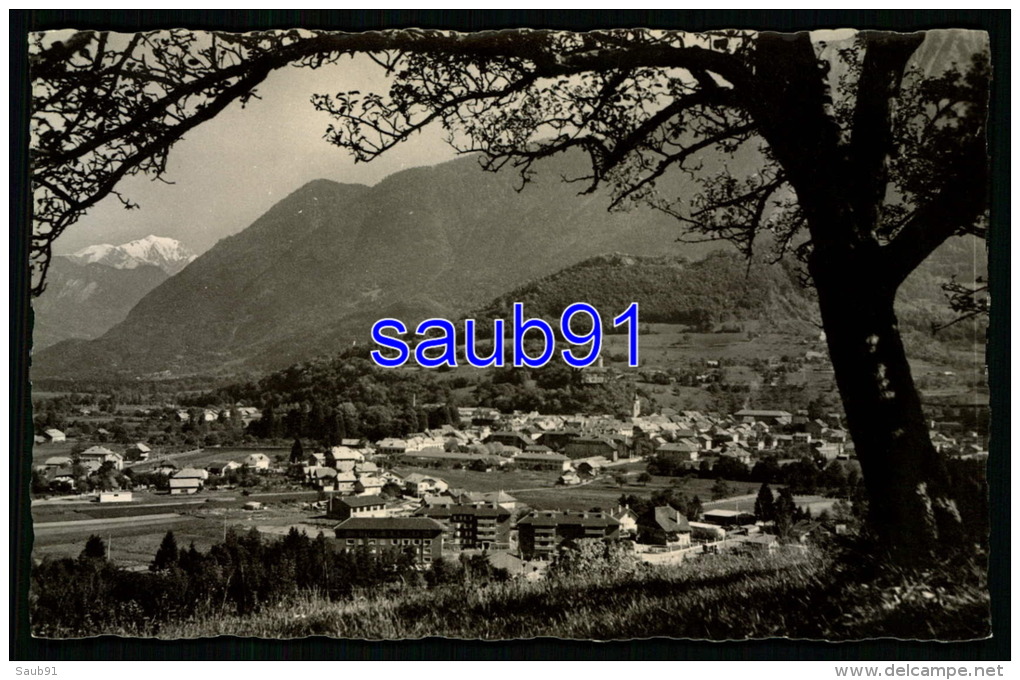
<box><xmin>154</xmin><ymin>548</ymin><xmax>989</xmax><ymax>641</ymax></box>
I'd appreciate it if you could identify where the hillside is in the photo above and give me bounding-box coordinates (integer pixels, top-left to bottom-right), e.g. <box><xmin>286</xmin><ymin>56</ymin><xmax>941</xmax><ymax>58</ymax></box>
<box><xmin>33</xmin><ymin>152</ymin><xmax>724</xmax><ymax>379</ymax></box>
<box><xmin>468</xmin><ymin>234</ymin><xmax>986</xmax><ymax>344</ymax></box>
<box><xmin>30</xmin><ymin>258</ymin><xmax>169</xmax><ymax>350</ymax></box>
<box><xmin>895</xmin><ymin>235</ymin><xmax>988</xmax><ymax>346</ymax></box>
<box><xmin>470</xmin><ymin>250</ymin><xmax>818</xmax><ymax>333</ymax></box>
<box><xmin>165</xmin><ymin>551</ymin><xmax>986</xmax><ymax>640</ymax></box>
<box><xmin>35</xmin><ymin>546</ymin><xmax>988</xmax><ymax>640</ymax></box>
<box><xmin>33</xmin><ymin>148</ymin><xmax>986</xmax><ymax>381</ymax></box>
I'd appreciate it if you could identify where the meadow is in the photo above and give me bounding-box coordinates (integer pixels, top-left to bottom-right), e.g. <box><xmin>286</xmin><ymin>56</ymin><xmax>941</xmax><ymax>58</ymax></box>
<box><xmin>150</xmin><ymin>547</ymin><xmax>989</xmax><ymax>641</ymax></box>
<box><xmin>391</xmin><ymin>463</ymin><xmax>756</xmax><ymax>512</ymax></box>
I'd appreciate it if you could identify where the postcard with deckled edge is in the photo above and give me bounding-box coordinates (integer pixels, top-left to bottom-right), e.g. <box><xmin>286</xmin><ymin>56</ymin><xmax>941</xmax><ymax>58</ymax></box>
<box><xmin>25</xmin><ymin>24</ymin><xmax>992</xmax><ymax>641</ymax></box>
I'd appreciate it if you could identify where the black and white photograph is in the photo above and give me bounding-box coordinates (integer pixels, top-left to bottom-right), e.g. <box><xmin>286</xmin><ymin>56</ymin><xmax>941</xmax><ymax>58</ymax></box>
<box><xmin>17</xmin><ymin>14</ymin><xmax>1001</xmax><ymax>646</ymax></box>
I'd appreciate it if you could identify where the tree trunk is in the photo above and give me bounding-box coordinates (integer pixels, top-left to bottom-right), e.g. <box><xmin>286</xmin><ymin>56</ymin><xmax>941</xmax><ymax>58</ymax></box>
<box><xmin>748</xmin><ymin>32</ymin><xmax>968</xmax><ymax>564</ymax></box>
<box><xmin>809</xmin><ymin>248</ymin><xmax>963</xmax><ymax>563</ymax></box>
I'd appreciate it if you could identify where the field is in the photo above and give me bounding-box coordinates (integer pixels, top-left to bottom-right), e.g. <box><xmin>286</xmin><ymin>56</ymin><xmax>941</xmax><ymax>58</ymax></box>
<box><xmin>392</xmin><ymin>463</ymin><xmax>756</xmax><ymax>512</ymax></box>
<box><xmin>604</xmin><ymin>327</ymin><xmax>825</xmax><ymax>368</ymax></box>
<box><xmin>392</xmin><ymin>465</ymin><xmax>557</xmax><ymax>493</ymax></box>
<box><xmin>513</xmin><ymin>474</ymin><xmax>760</xmax><ymax>512</ymax></box>
<box><xmin>31</xmin><ymin>487</ymin><xmax>324</xmax><ymax>568</ymax></box>
<box><xmin>34</xmin><ymin>514</ymin><xmax>219</xmax><ymax>567</ymax></box>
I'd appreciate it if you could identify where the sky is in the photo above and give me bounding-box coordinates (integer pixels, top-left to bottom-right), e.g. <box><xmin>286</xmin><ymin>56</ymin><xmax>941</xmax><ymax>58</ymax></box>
<box><xmin>48</xmin><ymin>28</ymin><xmax>977</xmax><ymax>257</ymax></box>
<box><xmin>53</xmin><ymin>54</ymin><xmax>458</xmax><ymax>255</ymax></box>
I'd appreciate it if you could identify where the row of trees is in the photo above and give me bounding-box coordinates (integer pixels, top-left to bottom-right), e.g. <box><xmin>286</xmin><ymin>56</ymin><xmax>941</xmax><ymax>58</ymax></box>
<box><xmin>31</xmin><ymin>527</ymin><xmax>507</xmax><ymax>637</ymax></box>
<box><xmin>647</xmin><ymin>451</ymin><xmax>866</xmax><ymax>498</ymax></box>
<box><xmin>248</xmin><ymin>398</ymin><xmax>460</xmax><ymax>444</ymax></box>
<box><xmin>753</xmin><ymin>483</ymin><xmax>834</xmax><ymax>540</ymax></box>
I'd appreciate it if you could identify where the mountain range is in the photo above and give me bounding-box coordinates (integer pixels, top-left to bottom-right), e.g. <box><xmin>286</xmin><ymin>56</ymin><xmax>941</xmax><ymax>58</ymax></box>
<box><xmin>32</xmin><ymin>237</ymin><xmax>196</xmax><ymax>350</ymax></box>
<box><xmin>32</xmin><ymin>153</ymin><xmax>724</xmax><ymax>378</ymax></box>
<box><xmin>32</xmin><ymin>149</ymin><xmax>985</xmax><ymax>380</ymax></box>
<box><xmin>65</xmin><ymin>235</ymin><xmax>197</xmax><ymax>275</ymax></box>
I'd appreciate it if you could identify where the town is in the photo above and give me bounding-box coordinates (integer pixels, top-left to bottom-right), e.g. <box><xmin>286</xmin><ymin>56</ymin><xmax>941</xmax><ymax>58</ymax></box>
<box><xmin>31</xmin><ymin>393</ymin><xmax>989</xmax><ymax>580</ymax></box>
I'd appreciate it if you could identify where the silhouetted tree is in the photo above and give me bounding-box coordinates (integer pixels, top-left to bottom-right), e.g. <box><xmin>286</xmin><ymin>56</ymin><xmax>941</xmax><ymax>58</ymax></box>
<box><xmin>81</xmin><ymin>534</ymin><xmax>106</xmax><ymax>560</ymax></box>
<box><xmin>686</xmin><ymin>495</ymin><xmax>704</xmax><ymax>521</ymax></box>
<box><xmin>774</xmin><ymin>488</ymin><xmax>797</xmax><ymax>540</ymax></box>
<box><xmin>151</xmin><ymin>530</ymin><xmax>179</xmax><ymax>571</ymax></box>
<box><xmin>754</xmin><ymin>482</ymin><xmax>776</xmax><ymax>523</ymax></box>
<box><xmin>289</xmin><ymin>437</ymin><xmax>304</xmax><ymax>464</ymax></box>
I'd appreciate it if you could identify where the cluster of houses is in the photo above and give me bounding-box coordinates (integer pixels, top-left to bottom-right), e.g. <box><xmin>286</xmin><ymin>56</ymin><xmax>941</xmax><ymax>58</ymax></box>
<box><xmin>156</xmin><ymin>452</ymin><xmax>275</xmax><ymax>494</ymax></box>
<box><xmin>325</xmin><ymin>481</ymin><xmax>795</xmax><ymax>564</ymax></box>
<box><xmin>172</xmin><ymin>406</ymin><xmax>261</xmax><ymax>424</ymax></box>
<box><xmin>37</xmin><ymin>445</ymin><xmax>126</xmax><ymax>487</ymax></box>
<box><xmin>34</xmin><ymin>403</ymin><xmax>855</xmax><ymax>501</ymax></box>
<box><xmin>32</xmin><ymin>397</ymin><xmax>975</xmax><ymax>572</ymax></box>
<box><xmin>300</xmin><ymin>444</ymin><xmax>388</xmax><ymax>497</ymax></box>
<box><xmin>355</xmin><ymin>404</ymin><xmax>858</xmax><ymax>484</ymax></box>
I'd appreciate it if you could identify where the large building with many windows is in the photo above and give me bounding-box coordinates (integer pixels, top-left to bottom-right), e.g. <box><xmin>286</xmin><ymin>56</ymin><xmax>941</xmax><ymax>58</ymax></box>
<box><xmin>516</xmin><ymin>510</ymin><xmax>621</xmax><ymax>559</ymax></box>
<box><xmin>415</xmin><ymin>504</ymin><xmax>512</xmax><ymax>551</ymax></box>
<box><xmin>333</xmin><ymin>517</ymin><xmax>444</xmax><ymax>564</ymax></box>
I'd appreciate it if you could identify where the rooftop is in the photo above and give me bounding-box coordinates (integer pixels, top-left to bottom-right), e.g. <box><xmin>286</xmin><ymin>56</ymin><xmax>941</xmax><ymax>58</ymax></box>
<box><xmin>333</xmin><ymin>517</ymin><xmax>444</xmax><ymax>533</ymax></box>
<box><xmin>81</xmin><ymin>446</ymin><xmax>116</xmax><ymax>455</ymax></box>
<box><xmin>517</xmin><ymin>511</ymin><xmax>620</xmax><ymax>528</ymax></box>
<box><xmin>335</xmin><ymin>495</ymin><xmax>388</xmax><ymax>508</ymax></box>
<box><xmin>417</xmin><ymin>505</ymin><xmax>510</xmax><ymax>519</ymax></box>
<box><xmin>514</xmin><ymin>451</ymin><xmax>569</xmax><ymax>461</ymax></box>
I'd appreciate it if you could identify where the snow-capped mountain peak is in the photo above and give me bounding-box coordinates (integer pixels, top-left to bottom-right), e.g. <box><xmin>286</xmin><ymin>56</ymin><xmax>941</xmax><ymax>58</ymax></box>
<box><xmin>68</xmin><ymin>235</ymin><xmax>197</xmax><ymax>275</ymax></box>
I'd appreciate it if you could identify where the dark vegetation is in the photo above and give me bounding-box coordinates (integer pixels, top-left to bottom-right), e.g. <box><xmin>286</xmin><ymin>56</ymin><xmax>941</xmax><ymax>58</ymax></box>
<box><xmin>646</xmin><ymin>452</ymin><xmax>865</xmax><ymax>496</ymax></box>
<box><xmin>471</xmin><ymin>250</ymin><xmax>815</xmax><ymax>333</ymax></box>
<box><xmin>31</xmin><ymin>526</ymin><xmax>511</xmax><ymax>638</ymax></box>
<box><xmin>31</xmin><ymin>529</ymin><xmax>989</xmax><ymax>640</ymax></box>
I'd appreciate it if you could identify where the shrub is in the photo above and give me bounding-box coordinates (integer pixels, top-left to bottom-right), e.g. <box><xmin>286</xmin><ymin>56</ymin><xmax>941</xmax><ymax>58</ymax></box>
<box><xmin>547</xmin><ymin>539</ymin><xmax>637</xmax><ymax>579</ymax></box>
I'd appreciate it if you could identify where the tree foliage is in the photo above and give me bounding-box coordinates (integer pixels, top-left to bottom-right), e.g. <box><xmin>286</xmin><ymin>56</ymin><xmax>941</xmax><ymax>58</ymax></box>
<box><xmin>81</xmin><ymin>534</ymin><xmax>106</xmax><ymax>561</ymax></box>
<box><xmin>773</xmin><ymin>487</ymin><xmax>798</xmax><ymax>541</ymax></box>
<box><xmin>32</xmin><ymin>526</ymin><xmax>422</xmax><ymax>636</ymax></box>
<box><xmin>150</xmin><ymin>530</ymin><xmax>179</xmax><ymax>571</ymax></box>
<box><xmin>547</xmin><ymin>538</ymin><xmax>637</xmax><ymax>579</ymax></box>
<box><xmin>754</xmin><ymin>482</ymin><xmax>775</xmax><ymax>523</ymax></box>
<box><xmin>30</xmin><ymin>28</ymin><xmax>987</xmax><ymax>294</ymax></box>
